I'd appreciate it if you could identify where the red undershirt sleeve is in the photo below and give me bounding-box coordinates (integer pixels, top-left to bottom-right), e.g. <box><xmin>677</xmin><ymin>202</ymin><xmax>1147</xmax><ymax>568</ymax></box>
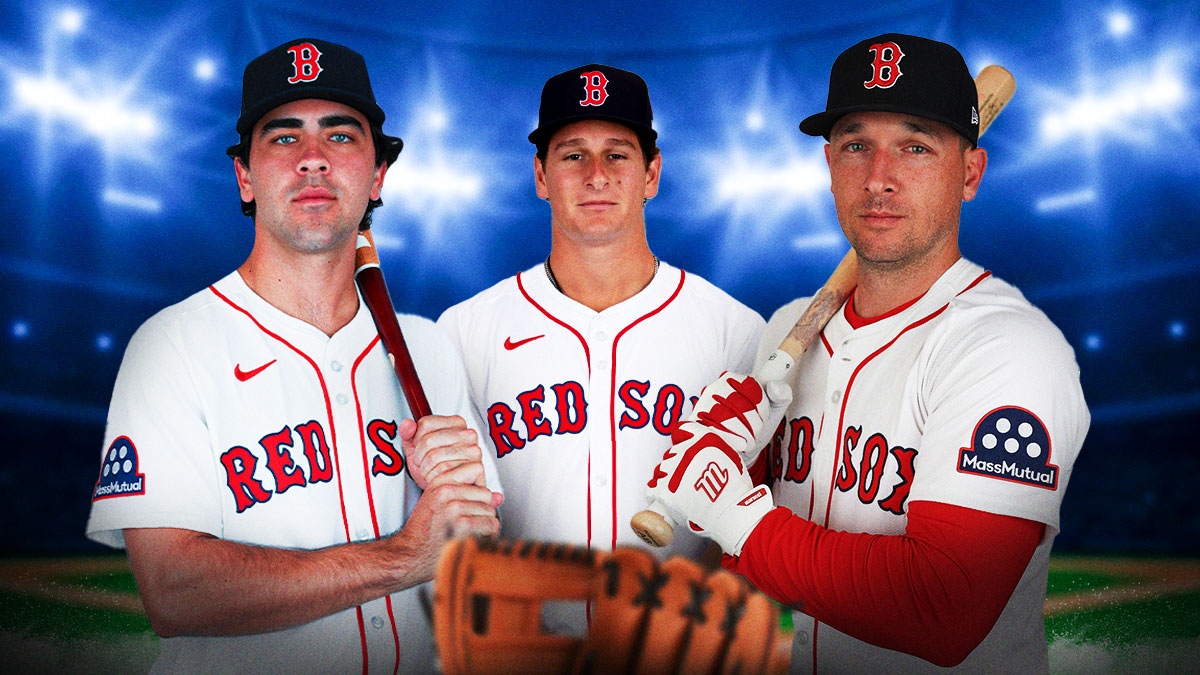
<box><xmin>722</xmin><ymin>500</ymin><xmax>1044</xmax><ymax>667</ymax></box>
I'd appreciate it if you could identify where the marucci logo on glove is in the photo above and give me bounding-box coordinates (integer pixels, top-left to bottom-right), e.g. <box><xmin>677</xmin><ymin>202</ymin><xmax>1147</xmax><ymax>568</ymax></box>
<box><xmin>695</xmin><ymin>462</ymin><xmax>729</xmax><ymax>501</ymax></box>
<box><xmin>660</xmin><ymin>430</ymin><xmax>742</xmax><ymax>493</ymax></box>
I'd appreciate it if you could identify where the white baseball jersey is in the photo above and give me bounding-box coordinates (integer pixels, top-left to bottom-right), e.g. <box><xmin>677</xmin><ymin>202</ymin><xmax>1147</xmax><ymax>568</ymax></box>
<box><xmin>438</xmin><ymin>261</ymin><xmax>763</xmax><ymax>560</ymax></box>
<box><xmin>86</xmin><ymin>271</ymin><xmax>500</xmax><ymax>675</ymax></box>
<box><xmin>758</xmin><ymin>258</ymin><xmax>1089</xmax><ymax>674</ymax></box>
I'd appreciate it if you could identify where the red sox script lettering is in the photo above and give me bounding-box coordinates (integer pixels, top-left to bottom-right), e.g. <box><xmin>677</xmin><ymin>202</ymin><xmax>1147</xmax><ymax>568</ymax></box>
<box><xmin>487</xmin><ymin>380</ymin><xmax>692</xmax><ymax>458</ymax></box>
<box><xmin>287</xmin><ymin>42</ymin><xmax>323</xmax><ymax>83</ymax></box>
<box><xmin>864</xmin><ymin>41</ymin><xmax>904</xmax><ymax>89</ymax></box>
<box><xmin>221</xmin><ymin>418</ymin><xmax>403</xmax><ymax>513</ymax></box>
<box><xmin>579</xmin><ymin>71</ymin><xmax>609</xmax><ymax>106</ymax></box>
<box><xmin>769</xmin><ymin>417</ymin><xmax>916</xmax><ymax>515</ymax></box>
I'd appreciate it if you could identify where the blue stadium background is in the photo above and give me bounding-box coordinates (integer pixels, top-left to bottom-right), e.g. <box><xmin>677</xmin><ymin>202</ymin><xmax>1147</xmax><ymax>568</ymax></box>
<box><xmin>2</xmin><ymin>0</ymin><xmax>1197</xmax><ymax>556</ymax></box>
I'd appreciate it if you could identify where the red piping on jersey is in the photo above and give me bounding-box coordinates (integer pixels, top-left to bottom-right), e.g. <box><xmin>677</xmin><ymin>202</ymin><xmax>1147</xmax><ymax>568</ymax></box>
<box><xmin>821</xmin><ymin>304</ymin><xmax>949</xmax><ymax>529</ymax></box>
<box><xmin>516</xmin><ymin>272</ymin><xmax>595</xmax><ymax>546</ymax></box>
<box><xmin>608</xmin><ymin>269</ymin><xmax>687</xmax><ymax>550</ymax></box>
<box><xmin>208</xmin><ymin>284</ymin><xmax>374</xmax><ymax>674</ymax></box>
<box><xmin>820</xmin><ymin>270</ymin><xmax>990</xmax><ymax>528</ymax></box>
<box><xmin>351</xmin><ymin>335</ymin><xmax>403</xmax><ymax>675</ymax></box>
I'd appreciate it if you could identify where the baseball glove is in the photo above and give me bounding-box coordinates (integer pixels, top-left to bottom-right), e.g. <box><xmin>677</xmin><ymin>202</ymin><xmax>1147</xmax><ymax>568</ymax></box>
<box><xmin>433</xmin><ymin>536</ymin><xmax>789</xmax><ymax>675</ymax></box>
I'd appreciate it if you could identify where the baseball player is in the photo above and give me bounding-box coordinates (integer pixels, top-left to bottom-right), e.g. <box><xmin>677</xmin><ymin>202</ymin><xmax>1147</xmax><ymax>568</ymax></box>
<box><xmin>437</xmin><ymin>64</ymin><xmax>764</xmax><ymax>628</ymax></box>
<box><xmin>85</xmin><ymin>38</ymin><xmax>502</xmax><ymax>674</ymax></box>
<box><xmin>645</xmin><ymin>34</ymin><xmax>1090</xmax><ymax>672</ymax></box>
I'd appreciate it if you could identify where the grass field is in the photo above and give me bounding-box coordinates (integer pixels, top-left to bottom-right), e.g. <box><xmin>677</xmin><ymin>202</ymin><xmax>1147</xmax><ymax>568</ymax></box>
<box><xmin>1</xmin><ymin>554</ymin><xmax>1197</xmax><ymax>674</ymax></box>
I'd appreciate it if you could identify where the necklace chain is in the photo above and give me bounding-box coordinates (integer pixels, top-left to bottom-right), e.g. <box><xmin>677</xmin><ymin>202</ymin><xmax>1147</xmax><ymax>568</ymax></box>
<box><xmin>544</xmin><ymin>256</ymin><xmax>659</xmax><ymax>294</ymax></box>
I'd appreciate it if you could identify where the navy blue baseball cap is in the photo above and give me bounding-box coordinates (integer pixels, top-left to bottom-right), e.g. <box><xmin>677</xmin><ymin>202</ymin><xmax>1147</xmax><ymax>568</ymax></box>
<box><xmin>529</xmin><ymin>64</ymin><xmax>657</xmax><ymax>148</ymax></box>
<box><xmin>236</xmin><ymin>38</ymin><xmax>398</xmax><ymax>149</ymax></box>
<box><xmin>800</xmin><ymin>34</ymin><xmax>979</xmax><ymax>147</ymax></box>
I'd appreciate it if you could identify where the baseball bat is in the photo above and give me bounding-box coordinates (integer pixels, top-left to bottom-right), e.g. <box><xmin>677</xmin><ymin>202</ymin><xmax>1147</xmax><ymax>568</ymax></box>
<box><xmin>631</xmin><ymin>65</ymin><xmax>1017</xmax><ymax>549</ymax></box>
<box><xmin>355</xmin><ymin>228</ymin><xmax>433</xmax><ymax>419</ymax></box>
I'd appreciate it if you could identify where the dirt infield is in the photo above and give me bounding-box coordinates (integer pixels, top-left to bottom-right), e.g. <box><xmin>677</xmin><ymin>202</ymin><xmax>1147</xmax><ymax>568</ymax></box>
<box><xmin>0</xmin><ymin>556</ymin><xmax>144</xmax><ymax>615</ymax></box>
<box><xmin>1044</xmin><ymin>555</ymin><xmax>1200</xmax><ymax>616</ymax></box>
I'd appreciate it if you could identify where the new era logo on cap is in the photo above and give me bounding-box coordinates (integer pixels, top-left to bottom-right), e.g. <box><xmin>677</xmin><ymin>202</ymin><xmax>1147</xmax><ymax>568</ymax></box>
<box><xmin>800</xmin><ymin>33</ymin><xmax>980</xmax><ymax>147</ymax></box>
<box><xmin>528</xmin><ymin>63</ymin><xmax>657</xmax><ymax>147</ymax></box>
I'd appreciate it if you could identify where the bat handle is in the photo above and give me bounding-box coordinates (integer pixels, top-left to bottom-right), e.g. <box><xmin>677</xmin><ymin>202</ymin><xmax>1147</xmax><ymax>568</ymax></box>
<box><xmin>757</xmin><ymin>348</ymin><xmax>797</xmax><ymax>385</ymax></box>
<box><xmin>631</xmin><ymin>500</ymin><xmax>677</xmax><ymax>548</ymax></box>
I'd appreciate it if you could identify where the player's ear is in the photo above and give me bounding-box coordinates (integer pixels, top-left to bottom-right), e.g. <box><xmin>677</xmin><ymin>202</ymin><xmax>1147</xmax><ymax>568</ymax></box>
<box><xmin>370</xmin><ymin>162</ymin><xmax>388</xmax><ymax>202</ymax></box>
<box><xmin>234</xmin><ymin>157</ymin><xmax>254</xmax><ymax>204</ymax></box>
<box><xmin>643</xmin><ymin>152</ymin><xmax>662</xmax><ymax>200</ymax></box>
<box><xmin>534</xmin><ymin>155</ymin><xmax>550</xmax><ymax>201</ymax></box>
<box><xmin>962</xmin><ymin>146</ymin><xmax>987</xmax><ymax>202</ymax></box>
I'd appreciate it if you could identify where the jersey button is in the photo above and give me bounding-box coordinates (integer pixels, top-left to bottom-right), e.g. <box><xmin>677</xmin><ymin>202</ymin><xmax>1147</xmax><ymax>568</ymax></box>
<box><xmin>795</xmin><ymin>630</ymin><xmax>809</xmax><ymax>645</ymax></box>
<box><xmin>331</xmin><ymin>360</ymin><xmax>344</xmax><ymax>372</ymax></box>
<box><xmin>831</xmin><ymin>390</ymin><xmax>841</xmax><ymax>404</ymax></box>
<box><xmin>371</xmin><ymin>616</ymin><xmax>385</xmax><ymax>629</ymax></box>
<box><xmin>336</xmin><ymin>393</ymin><xmax>350</xmax><ymax>405</ymax></box>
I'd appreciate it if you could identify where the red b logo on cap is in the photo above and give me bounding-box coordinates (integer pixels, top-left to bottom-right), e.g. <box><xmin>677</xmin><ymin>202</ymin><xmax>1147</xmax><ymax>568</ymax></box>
<box><xmin>579</xmin><ymin>71</ymin><xmax>609</xmax><ymax>107</ymax></box>
<box><xmin>287</xmin><ymin>42</ymin><xmax>323</xmax><ymax>84</ymax></box>
<box><xmin>864</xmin><ymin>41</ymin><xmax>904</xmax><ymax>89</ymax></box>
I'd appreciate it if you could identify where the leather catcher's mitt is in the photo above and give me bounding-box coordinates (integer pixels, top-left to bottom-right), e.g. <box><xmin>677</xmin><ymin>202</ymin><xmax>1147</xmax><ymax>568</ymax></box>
<box><xmin>433</xmin><ymin>536</ymin><xmax>789</xmax><ymax>675</ymax></box>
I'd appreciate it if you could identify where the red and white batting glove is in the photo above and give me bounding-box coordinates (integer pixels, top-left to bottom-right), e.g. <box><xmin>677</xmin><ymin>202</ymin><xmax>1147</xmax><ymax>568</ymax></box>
<box><xmin>689</xmin><ymin>372</ymin><xmax>793</xmax><ymax>469</ymax></box>
<box><xmin>645</xmin><ymin>373</ymin><xmax>779</xmax><ymax>556</ymax></box>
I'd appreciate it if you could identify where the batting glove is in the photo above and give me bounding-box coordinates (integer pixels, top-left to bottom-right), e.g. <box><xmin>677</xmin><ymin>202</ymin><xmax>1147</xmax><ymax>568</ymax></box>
<box><xmin>688</xmin><ymin>372</ymin><xmax>793</xmax><ymax>469</ymax></box>
<box><xmin>646</xmin><ymin>373</ymin><xmax>779</xmax><ymax>556</ymax></box>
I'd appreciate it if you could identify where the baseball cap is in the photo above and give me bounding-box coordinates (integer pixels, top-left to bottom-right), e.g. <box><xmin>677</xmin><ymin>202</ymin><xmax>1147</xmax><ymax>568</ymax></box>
<box><xmin>235</xmin><ymin>37</ymin><xmax>399</xmax><ymax>153</ymax></box>
<box><xmin>799</xmin><ymin>33</ymin><xmax>979</xmax><ymax>147</ymax></box>
<box><xmin>528</xmin><ymin>64</ymin><xmax>657</xmax><ymax>148</ymax></box>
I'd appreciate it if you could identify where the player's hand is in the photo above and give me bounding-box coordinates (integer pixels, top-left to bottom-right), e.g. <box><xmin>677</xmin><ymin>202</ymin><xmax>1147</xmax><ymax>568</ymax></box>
<box><xmin>391</xmin><ymin>482</ymin><xmax>503</xmax><ymax>583</ymax></box>
<box><xmin>399</xmin><ymin>415</ymin><xmax>487</xmax><ymax>490</ymax></box>
<box><xmin>646</xmin><ymin>409</ymin><xmax>775</xmax><ymax>556</ymax></box>
<box><xmin>688</xmin><ymin>372</ymin><xmax>792</xmax><ymax>469</ymax></box>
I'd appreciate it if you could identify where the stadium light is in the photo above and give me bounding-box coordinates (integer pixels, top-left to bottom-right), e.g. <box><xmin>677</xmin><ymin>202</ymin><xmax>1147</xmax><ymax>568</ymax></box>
<box><xmin>1038</xmin><ymin>66</ymin><xmax>1185</xmax><ymax>145</ymax></box>
<box><xmin>1106</xmin><ymin>11</ymin><xmax>1134</xmax><ymax>38</ymax></box>
<box><xmin>12</xmin><ymin>71</ymin><xmax>160</xmax><ymax>144</ymax></box>
<box><xmin>55</xmin><ymin>8</ymin><xmax>85</xmax><ymax>34</ymax></box>
<box><xmin>713</xmin><ymin>153</ymin><xmax>826</xmax><ymax>203</ymax></box>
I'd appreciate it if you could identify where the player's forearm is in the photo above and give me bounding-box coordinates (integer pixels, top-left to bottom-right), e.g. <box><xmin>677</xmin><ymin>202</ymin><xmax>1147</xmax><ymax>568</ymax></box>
<box><xmin>124</xmin><ymin>527</ymin><xmax>425</xmax><ymax>637</ymax></box>
<box><xmin>725</xmin><ymin>501</ymin><xmax>1042</xmax><ymax>667</ymax></box>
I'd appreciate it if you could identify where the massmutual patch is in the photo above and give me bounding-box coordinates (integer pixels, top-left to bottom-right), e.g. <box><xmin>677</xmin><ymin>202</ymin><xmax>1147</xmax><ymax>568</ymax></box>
<box><xmin>92</xmin><ymin>436</ymin><xmax>146</xmax><ymax>500</ymax></box>
<box><xmin>957</xmin><ymin>406</ymin><xmax>1059</xmax><ymax>490</ymax></box>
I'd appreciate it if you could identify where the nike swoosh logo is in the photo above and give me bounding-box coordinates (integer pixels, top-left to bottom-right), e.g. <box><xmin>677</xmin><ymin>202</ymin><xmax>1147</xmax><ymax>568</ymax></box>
<box><xmin>503</xmin><ymin>335</ymin><xmax>545</xmax><ymax>350</ymax></box>
<box><xmin>234</xmin><ymin>359</ymin><xmax>277</xmax><ymax>382</ymax></box>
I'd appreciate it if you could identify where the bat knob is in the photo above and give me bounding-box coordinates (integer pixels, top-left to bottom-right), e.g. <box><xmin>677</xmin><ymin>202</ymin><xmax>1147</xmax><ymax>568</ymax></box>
<box><xmin>631</xmin><ymin>505</ymin><xmax>676</xmax><ymax>548</ymax></box>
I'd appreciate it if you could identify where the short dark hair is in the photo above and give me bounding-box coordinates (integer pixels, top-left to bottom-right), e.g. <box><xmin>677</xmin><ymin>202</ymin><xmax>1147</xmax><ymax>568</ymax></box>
<box><xmin>534</xmin><ymin>128</ymin><xmax>660</xmax><ymax>168</ymax></box>
<box><xmin>225</xmin><ymin>121</ymin><xmax>402</xmax><ymax>229</ymax></box>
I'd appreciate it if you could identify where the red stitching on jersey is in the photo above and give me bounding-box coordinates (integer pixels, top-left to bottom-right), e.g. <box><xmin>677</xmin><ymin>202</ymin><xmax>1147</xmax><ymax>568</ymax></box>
<box><xmin>210</xmin><ymin>283</ymin><xmax>380</xmax><ymax>668</ymax></box>
<box><xmin>517</xmin><ymin>271</ymin><xmax>594</xmax><ymax>544</ymax></box>
<box><xmin>607</xmin><ymin>269</ymin><xmax>686</xmax><ymax>550</ymax></box>
<box><xmin>823</xmin><ymin>303</ymin><xmax>949</xmax><ymax>528</ymax></box>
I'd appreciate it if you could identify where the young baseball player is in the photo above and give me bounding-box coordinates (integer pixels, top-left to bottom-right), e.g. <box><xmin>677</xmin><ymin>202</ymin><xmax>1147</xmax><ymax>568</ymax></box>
<box><xmin>85</xmin><ymin>38</ymin><xmax>502</xmax><ymax>674</ymax></box>
<box><xmin>436</xmin><ymin>64</ymin><xmax>764</xmax><ymax>630</ymax></box>
<box><xmin>645</xmin><ymin>34</ymin><xmax>1090</xmax><ymax>672</ymax></box>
